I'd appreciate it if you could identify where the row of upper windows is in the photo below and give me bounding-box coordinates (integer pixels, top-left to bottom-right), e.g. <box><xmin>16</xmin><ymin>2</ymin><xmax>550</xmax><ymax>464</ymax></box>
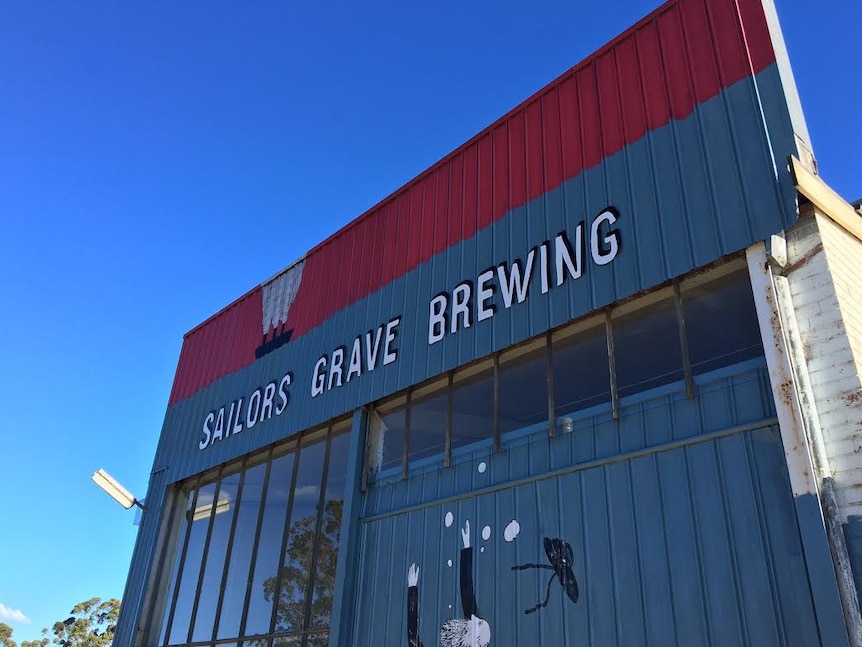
<box><xmin>366</xmin><ymin>259</ymin><xmax>763</xmax><ymax>480</ymax></box>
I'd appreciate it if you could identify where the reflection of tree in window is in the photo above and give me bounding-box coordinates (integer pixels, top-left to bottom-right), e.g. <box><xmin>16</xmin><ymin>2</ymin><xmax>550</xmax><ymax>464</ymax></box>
<box><xmin>613</xmin><ymin>298</ymin><xmax>683</xmax><ymax>398</ymax></box>
<box><xmin>260</xmin><ymin>432</ymin><xmax>348</xmax><ymax>644</ymax></box>
<box><xmin>309</xmin><ymin>433</ymin><xmax>350</xmax><ymax>629</ymax></box>
<box><xmin>553</xmin><ymin>325</ymin><xmax>611</xmax><ymax>416</ymax></box>
<box><xmin>263</xmin><ymin>500</ymin><xmax>342</xmax><ymax>640</ymax></box>
<box><xmin>498</xmin><ymin>345</ymin><xmax>548</xmax><ymax>435</ymax></box>
<box><xmin>682</xmin><ymin>269</ymin><xmax>763</xmax><ymax>374</ymax></box>
<box><xmin>244</xmin><ymin>452</ymin><xmax>295</xmax><ymax>636</ymax></box>
<box><xmin>451</xmin><ymin>369</ymin><xmax>494</xmax><ymax>451</ymax></box>
<box><xmin>267</xmin><ymin>440</ymin><xmax>326</xmax><ymax>635</ymax></box>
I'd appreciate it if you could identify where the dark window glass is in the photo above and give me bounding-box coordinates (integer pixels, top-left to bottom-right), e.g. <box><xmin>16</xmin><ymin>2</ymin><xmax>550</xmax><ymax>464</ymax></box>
<box><xmin>498</xmin><ymin>346</ymin><xmax>548</xmax><ymax>435</ymax></box>
<box><xmin>159</xmin><ymin>489</ymin><xmax>193</xmax><ymax>645</ymax></box>
<box><xmin>272</xmin><ymin>636</ymin><xmax>303</xmax><ymax>647</ymax></box>
<box><xmin>683</xmin><ymin>269</ymin><xmax>763</xmax><ymax>374</ymax></box>
<box><xmin>309</xmin><ymin>432</ymin><xmax>349</xmax><ymax>630</ymax></box>
<box><xmin>553</xmin><ymin>324</ymin><xmax>611</xmax><ymax>415</ymax></box>
<box><xmin>451</xmin><ymin>369</ymin><xmax>494</xmax><ymax>452</ymax></box>
<box><xmin>244</xmin><ymin>452</ymin><xmax>295</xmax><ymax>636</ymax></box>
<box><xmin>217</xmin><ymin>461</ymin><xmax>267</xmax><ymax>639</ymax></box>
<box><xmin>376</xmin><ymin>408</ymin><xmax>405</xmax><ymax>473</ymax></box>
<box><xmin>613</xmin><ymin>297</ymin><xmax>683</xmax><ymax>397</ymax></box>
<box><xmin>273</xmin><ymin>439</ymin><xmax>327</xmax><ymax>634</ymax></box>
<box><xmin>408</xmin><ymin>391</ymin><xmax>448</xmax><ymax>464</ymax></box>
<box><xmin>167</xmin><ymin>482</ymin><xmax>216</xmax><ymax>644</ymax></box>
<box><xmin>192</xmin><ymin>471</ymin><xmax>241</xmax><ymax>641</ymax></box>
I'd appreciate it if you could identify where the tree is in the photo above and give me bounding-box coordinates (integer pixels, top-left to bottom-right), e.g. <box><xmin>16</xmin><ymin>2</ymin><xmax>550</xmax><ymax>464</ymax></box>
<box><xmin>0</xmin><ymin>599</ymin><xmax>118</xmax><ymax>647</ymax></box>
<box><xmin>0</xmin><ymin>622</ymin><xmax>17</xmax><ymax>647</ymax></box>
<box><xmin>262</xmin><ymin>499</ymin><xmax>343</xmax><ymax>638</ymax></box>
<box><xmin>47</xmin><ymin>598</ymin><xmax>120</xmax><ymax>647</ymax></box>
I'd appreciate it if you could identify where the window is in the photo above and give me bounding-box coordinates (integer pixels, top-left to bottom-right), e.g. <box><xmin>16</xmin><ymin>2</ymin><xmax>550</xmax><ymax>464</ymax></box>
<box><xmin>366</xmin><ymin>258</ymin><xmax>765</xmax><ymax>479</ymax></box>
<box><xmin>682</xmin><ymin>267</ymin><xmax>763</xmax><ymax>374</ymax></box>
<box><xmin>498</xmin><ymin>341</ymin><xmax>549</xmax><ymax>436</ymax></box>
<box><xmin>553</xmin><ymin>321</ymin><xmax>611</xmax><ymax>417</ymax></box>
<box><xmin>451</xmin><ymin>362</ymin><xmax>495</xmax><ymax>452</ymax></box>
<box><xmin>159</xmin><ymin>421</ymin><xmax>351</xmax><ymax>647</ymax></box>
<box><xmin>613</xmin><ymin>294</ymin><xmax>683</xmax><ymax>398</ymax></box>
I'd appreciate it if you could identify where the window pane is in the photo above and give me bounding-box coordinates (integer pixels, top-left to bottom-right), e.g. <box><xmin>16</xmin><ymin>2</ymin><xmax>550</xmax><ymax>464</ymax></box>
<box><xmin>408</xmin><ymin>391</ymin><xmax>447</xmax><ymax>464</ymax></box>
<box><xmin>159</xmin><ymin>488</ymin><xmax>193</xmax><ymax>645</ymax></box>
<box><xmin>167</xmin><ymin>482</ymin><xmax>217</xmax><ymax>644</ymax></box>
<box><xmin>499</xmin><ymin>347</ymin><xmax>548</xmax><ymax>435</ymax></box>
<box><xmin>373</xmin><ymin>408</ymin><xmax>405</xmax><ymax>474</ymax></box>
<box><xmin>217</xmin><ymin>462</ymin><xmax>268</xmax><ymax>639</ymax></box>
<box><xmin>192</xmin><ymin>471</ymin><xmax>241</xmax><ymax>641</ymax></box>
<box><xmin>613</xmin><ymin>297</ymin><xmax>683</xmax><ymax>397</ymax></box>
<box><xmin>683</xmin><ymin>269</ymin><xmax>763</xmax><ymax>374</ymax></box>
<box><xmin>451</xmin><ymin>369</ymin><xmax>494</xmax><ymax>451</ymax></box>
<box><xmin>244</xmin><ymin>452</ymin><xmax>295</xmax><ymax>636</ymax></box>
<box><xmin>553</xmin><ymin>325</ymin><xmax>611</xmax><ymax>415</ymax></box>
<box><xmin>305</xmin><ymin>632</ymin><xmax>329</xmax><ymax>647</ymax></box>
<box><xmin>271</xmin><ymin>440</ymin><xmax>327</xmax><ymax>634</ymax></box>
<box><xmin>309</xmin><ymin>432</ymin><xmax>350</xmax><ymax>629</ymax></box>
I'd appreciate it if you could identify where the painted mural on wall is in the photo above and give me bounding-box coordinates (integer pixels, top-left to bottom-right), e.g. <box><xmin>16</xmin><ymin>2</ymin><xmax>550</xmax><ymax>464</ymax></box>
<box><xmin>406</xmin><ymin>466</ymin><xmax>580</xmax><ymax>646</ymax></box>
<box><xmin>408</xmin><ymin>521</ymin><xmax>491</xmax><ymax>647</ymax></box>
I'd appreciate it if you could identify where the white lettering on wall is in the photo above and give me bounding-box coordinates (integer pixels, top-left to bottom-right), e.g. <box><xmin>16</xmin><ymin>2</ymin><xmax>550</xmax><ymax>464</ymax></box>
<box><xmin>427</xmin><ymin>206</ymin><xmax>621</xmax><ymax>346</ymax></box>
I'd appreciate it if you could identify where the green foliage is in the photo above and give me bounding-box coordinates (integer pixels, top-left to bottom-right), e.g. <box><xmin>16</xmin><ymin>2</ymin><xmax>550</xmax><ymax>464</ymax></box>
<box><xmin>49</xmin><ymin>598</ymin><xmax>120</xmax><ymax>647</ymax></box>
<box><xmin>0</xmin><ymin>622</ymin><xmax>17</xmax><ymax>647</ymax></box>
<box><xmin>262</xmin><ymin>498</ymin><xmax>343</xmax><ymax>638</ymax></box>
<box><xmin>0</xmin><ymin>599</ymin><xmax>118</xmax><ymax>647</ymax></box>
<box><xmin>21</xmin><ymin>638</ymin><xmax>49</xmax><ymax>647</ymax></box>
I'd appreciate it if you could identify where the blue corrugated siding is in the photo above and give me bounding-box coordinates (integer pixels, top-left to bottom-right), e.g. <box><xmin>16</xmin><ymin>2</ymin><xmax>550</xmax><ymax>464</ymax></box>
<box><xmin>150</xmin><ymin>67</ymin><xmax>795</xmax><ymax>487</ymax></box>
<box><xmin>113</xmin><ymin>468</ymin><xmax>172</xmax><ymax>647</ymax></box>
<box><xmin>351</xmin><ymin>368</ymin><xmax>825</xmax><ymax>646</ymax></box>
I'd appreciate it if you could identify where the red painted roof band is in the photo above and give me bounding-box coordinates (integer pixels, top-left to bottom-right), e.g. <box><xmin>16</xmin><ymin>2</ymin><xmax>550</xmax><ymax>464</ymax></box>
<box><xmin>169</xmin><ymin>0</ymin><xmax>776</xmax><ymax>406</ymax></box>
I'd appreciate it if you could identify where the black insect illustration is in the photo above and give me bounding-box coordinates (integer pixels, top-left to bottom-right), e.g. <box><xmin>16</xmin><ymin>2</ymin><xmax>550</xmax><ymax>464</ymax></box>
<box><xmin>511</xmin><ymin>537</ymin><xmax>580</xmax><ymax>614</ymax></box>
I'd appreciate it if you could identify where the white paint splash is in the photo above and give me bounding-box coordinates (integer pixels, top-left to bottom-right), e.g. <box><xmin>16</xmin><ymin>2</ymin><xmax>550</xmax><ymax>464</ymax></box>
<box><xmin>261</xmin><ymin>260</ymin><xmax>305</xmax><ymax>333</ymax></box>
<box><xmin>477</xmin><ymin>461</ymin><xmax>487</xmax><ymax>474</ymax></box>
<box><xmin>480</xmin><ymin>546</ymin><xmax>485</xmax><ymax>553</ymax></box>
<box><xmin>447</xmin><ymin>559</ymin><xmax>453</xmax><ymax>567</ymax></box>
<box><xmin>445</xmin><ymin>511</ymin><xmax>454</xmax><ymax>527</ymax></box>
<box><xmin>482</xmin><ymin>525</ymin><xmax>491</xmax><ymax>541</ymax></box>
<box><xmin>504</xmin><ymin>519</ymin><xmax>521</xmax><ymax>542</ymax></box>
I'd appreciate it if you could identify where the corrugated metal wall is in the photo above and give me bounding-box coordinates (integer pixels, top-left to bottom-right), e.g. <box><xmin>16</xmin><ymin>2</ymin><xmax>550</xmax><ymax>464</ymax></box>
<box><xmin>351</xmin><ymin>367</ymin><xmax>828</xmax><ymax>646</ymax></box>
<box><xmin>165</xmin><ymin>0</ymin><xmax>801</xmax><ymax>413</ymax></box>
<box><xmin>114</xmin><ymin>0</ymin><xmax>824</xmax><ymax>644</ymax></box>
<box><xmin>154</xmin><ymin>64</ymin><xmax>800</xmax><ymax>484</ymax></box>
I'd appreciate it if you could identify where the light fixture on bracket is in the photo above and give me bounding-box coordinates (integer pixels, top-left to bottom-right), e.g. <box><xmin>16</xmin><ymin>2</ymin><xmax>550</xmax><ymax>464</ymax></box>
<box><xmin>92</xmin><ymin>468</ymin><xmax>145</xmax><ymax>511</ymax></box>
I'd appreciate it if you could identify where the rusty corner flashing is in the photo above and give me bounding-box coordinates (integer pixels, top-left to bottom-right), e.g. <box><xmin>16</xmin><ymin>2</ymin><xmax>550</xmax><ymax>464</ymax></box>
<box><xmin>750</xmin><ymin>240</ymin><xmax>862</xmax><ymax>645</ymax></box>
<box><xmin>790</xmin><ymin>155</ymin><xmax>862</xmax><ymax>242</ymax></box>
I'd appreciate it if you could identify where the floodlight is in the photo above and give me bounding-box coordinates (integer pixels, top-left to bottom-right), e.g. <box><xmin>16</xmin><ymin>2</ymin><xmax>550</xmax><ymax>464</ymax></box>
<box><xmin>92</xmin><ymin>468</ymin><xmax>145</xmax><ymax>511</ymax></box>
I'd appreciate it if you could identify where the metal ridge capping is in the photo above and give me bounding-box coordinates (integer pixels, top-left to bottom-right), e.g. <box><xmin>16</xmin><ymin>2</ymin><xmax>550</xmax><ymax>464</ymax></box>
<box><xmin>169</xmin><ymin>0</ymin><xmax>780</xmax><ymax>407</ymax></box>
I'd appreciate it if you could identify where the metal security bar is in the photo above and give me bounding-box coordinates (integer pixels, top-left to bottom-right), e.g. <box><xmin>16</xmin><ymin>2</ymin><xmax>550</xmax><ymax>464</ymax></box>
<box><xmin>158</xmin><ymin>421</ymin><xmax>350</xmax><ymax>647</ymax></box>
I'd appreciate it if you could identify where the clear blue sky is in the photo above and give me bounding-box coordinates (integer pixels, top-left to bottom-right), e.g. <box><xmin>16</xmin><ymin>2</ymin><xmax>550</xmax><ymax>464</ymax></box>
<box><xmin>0</xmin><ymin>0</ymin><xmax>858</xmax><ymax>640</ymax></box>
